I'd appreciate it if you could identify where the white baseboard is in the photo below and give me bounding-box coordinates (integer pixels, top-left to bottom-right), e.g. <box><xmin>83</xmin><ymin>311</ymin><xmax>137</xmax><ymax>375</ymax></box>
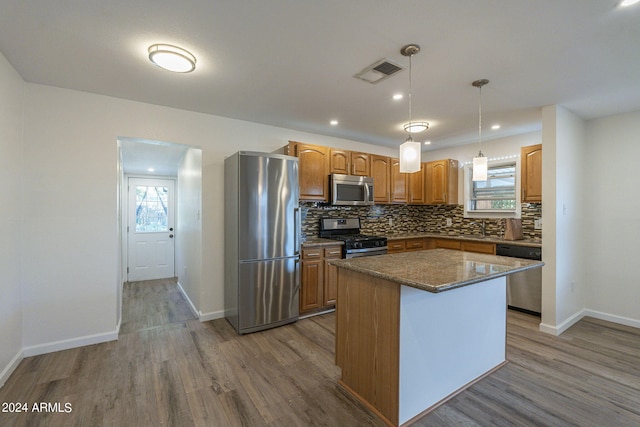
<box><xmin>198</xmin><ymin>310</ymin><xmax>225</xmax><ymax>322</ymax></box>
<box><xmin>539</xmin><ymin>309</ymin><xmax>585</xmax><ymax>336</ymax></box>
<box><xmin>22</xmin><ymin>329</ymin><xmax>118</xmax><ymax>358</ymax></box>
<box><xmin>176</xmin><ymin>281</ymin><xmax>199</xmax><ymax>318</ymax></box>
<box><xmin>176</xmin><ymin>281</ymin><xmax>225</xmax><ymax>323</ymax></box>
<box><xmin>582</xmin><ymin>309</ymin><xmax>640</xmax><ymax>329</ymax></box>
<box><xmin>539</xmin><ymin>307</ymin><xmax>640</xmax><ymax>336</ymax></box>
<box><xmin>0</xmin><ymin>349</ymin><xmax>24</xmax><ymax>388</ymax></box>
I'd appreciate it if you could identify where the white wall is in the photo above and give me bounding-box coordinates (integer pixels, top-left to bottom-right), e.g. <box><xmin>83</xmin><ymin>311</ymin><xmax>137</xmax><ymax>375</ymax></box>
<box><xmin>176</xmin><ymin>147</ymin><xmax>203</xmax><ymax>316</ymax></box>
<box><xmin>539</xmin><ymin>106</ymin><xmax>585</xmax><ymax>334</ymax></box>
<box><xmin>582</xmin><ymin>110</ymin><xmax>640</xmax><ymax>326</ymax></box>
<box><xmin>0</xmin><ymin>52</ymin><xmax>24</xmax><ymax>385</ymax></box>
<box><xmin>20</xmin><ymin>82</ymin><xmax>398</xmax><ymax>352</ymax></box>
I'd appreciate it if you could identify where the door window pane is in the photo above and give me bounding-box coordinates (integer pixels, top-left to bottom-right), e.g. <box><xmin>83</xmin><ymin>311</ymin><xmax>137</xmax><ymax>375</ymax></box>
<box><xmin>135</xmin><ymin>186</ymin><xmax>168</xmax><ymax>232</ymax></box>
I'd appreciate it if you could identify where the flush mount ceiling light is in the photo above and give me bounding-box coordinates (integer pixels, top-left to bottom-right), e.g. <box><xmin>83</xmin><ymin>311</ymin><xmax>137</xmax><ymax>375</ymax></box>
<box><xmin>472</xmin><ymin>79</ymin><xmax>489</xmax><ymax>182</ymax></box>
<box><xmin>403</xmin><ymin>121</ymin><xmax>429</xmax><ymax>133</ymax></box>
<box><xmin>399</xmin><ymin>44</ymin><xmax>424</xmax><ymax>173</ymax></box>
<box><xmin>619</xmin><ymin>0</ymin><xmax>640</xmax><ymax>7</ymax></box>
<box><xmin>148</xmin><ymin>44</ymin><xmax>196</xmax><ymax>73</ymax></box>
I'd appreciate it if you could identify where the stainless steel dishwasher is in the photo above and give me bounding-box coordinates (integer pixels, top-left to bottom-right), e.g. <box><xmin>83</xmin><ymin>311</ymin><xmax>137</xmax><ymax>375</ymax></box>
<box><xmin>496</xmin><ymin>244</ymin><xmax>542</xmax><ymax>316</ymax></box>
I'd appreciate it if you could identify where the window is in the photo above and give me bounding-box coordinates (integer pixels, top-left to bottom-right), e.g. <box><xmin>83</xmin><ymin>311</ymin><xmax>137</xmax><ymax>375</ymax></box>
<box><xmin>135</xmin><ymin>185</ymin><xmax>169</xmax><ymax>232</ymax></box>
<box><xmin>470</xmin><ymin>163</ymin><xmax>516</xmax><ymax>211</ymax></box>
<box><xmin>464</xmin><ymin>160</ymin><xmax>520</xmax><ymax>218</ymax></box>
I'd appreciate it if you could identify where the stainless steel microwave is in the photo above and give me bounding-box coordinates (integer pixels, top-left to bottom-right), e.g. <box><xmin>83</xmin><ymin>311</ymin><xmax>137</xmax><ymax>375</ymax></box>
<box><xmin>330</xmin><ymin>174</ymin><xmax>374</xmax><ymax>206</ymax></box>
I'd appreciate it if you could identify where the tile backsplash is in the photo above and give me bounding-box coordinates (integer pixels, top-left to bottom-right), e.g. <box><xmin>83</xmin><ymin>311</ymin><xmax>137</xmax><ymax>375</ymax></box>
<box><xmin>301</xmin><ymin>203</ymin><xmax>542</xmax><ymax>240</ymax></box>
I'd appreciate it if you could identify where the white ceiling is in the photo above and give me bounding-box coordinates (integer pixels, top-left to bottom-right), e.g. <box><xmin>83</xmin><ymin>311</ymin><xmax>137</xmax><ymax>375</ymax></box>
<box><xmin>2</xmin><ymin>0</ymin><xmax>640</xmax><ymax>162</ymax></box>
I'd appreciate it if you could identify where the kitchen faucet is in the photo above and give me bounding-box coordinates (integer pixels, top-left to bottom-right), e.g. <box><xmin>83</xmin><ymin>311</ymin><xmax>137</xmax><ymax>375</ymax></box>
<box><xmin>471</xmin><ymin>219</ymin><xmax>487</xmax><ymax>236</ymax></box>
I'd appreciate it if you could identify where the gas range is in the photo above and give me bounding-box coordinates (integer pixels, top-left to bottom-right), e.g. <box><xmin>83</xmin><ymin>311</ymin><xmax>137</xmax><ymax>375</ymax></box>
<box><xmin>319</xmin><ymin>218</ymin><xmax>387</xmax><ymax>258</ymax></box>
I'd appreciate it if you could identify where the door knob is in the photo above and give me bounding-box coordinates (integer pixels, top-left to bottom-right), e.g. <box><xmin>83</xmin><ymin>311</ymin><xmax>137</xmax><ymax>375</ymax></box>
<box><xmin>169</xmin><ymin>234</ymin><xmax>174</xmax><ymax>238</ymax></box>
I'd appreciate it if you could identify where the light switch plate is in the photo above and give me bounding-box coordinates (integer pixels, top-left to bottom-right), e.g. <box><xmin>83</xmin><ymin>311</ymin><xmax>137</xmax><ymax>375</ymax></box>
<box><xmin>534</xmin><ymin>218</ymin><xmax>542</xmax><ymax>229</ymax></box>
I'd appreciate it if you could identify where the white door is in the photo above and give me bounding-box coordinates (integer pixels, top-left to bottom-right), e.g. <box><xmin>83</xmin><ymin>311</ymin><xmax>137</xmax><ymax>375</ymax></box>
<box><xmin>127</xmin><ymin>178</ymin><xmax>175</xmax><ymax>281</ymax></box>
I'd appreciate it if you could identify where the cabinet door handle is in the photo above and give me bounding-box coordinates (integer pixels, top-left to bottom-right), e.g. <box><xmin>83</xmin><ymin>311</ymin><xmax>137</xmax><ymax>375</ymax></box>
<box><xmin>306</xmin><ymin>252</ymin><xmax>321</xmax><ymax>258</ymax></box>
<box><xmin>328</xmin><ymin>250</ymin><xmax>341</xmax><ymax>255</ymax></box>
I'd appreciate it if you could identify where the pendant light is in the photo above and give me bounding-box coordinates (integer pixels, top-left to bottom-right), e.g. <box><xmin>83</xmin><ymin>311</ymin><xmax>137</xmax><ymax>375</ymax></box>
<box><xmin>399</xmin><ymin>44</ymin><xmax>423</xmax><ymax>173</ymax></box>
<box><xmin>472</xmin><ymin>79</ymin><xmax>489</xmax><ymax>181</ymax></box>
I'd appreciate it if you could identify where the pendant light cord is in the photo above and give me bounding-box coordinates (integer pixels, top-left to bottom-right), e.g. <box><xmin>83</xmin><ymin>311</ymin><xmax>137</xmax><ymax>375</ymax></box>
<box><xmin>478</xmin><ymin>83</ymin><xmax>483</xmax><ymax>156</ymax></box>
<box><xmin>407</xmin><ymin>53</ymin><xmax>413</xmax><ymax>139</ymax></box>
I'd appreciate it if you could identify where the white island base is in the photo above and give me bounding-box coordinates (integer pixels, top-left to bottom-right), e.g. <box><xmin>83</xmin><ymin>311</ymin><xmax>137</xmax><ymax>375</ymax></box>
<box><xmin>335</xmin><ymin>268</ymin><xmax>507</xmax><ymax>426</ymax></box>
<box><xmin>398</xmin><ymin>277</ymin><xmax>506</xmax><ymax>424</ymax></box>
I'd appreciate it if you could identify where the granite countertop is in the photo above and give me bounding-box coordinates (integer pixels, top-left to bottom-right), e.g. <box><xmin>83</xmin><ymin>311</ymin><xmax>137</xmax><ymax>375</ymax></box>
<box><xmin>381</xmin><ymin>232</ymin><xmax>542</xmax><ymax>248</ymax></box>
<box><xmin>329</xmin><ymin>249</ymin><xmax>544</xmax><ymax>293</ymax></box>
<box><xmin>301</xmin><ymin>237</ymin><xmax>344</xmax><ymax>248</ymax></box>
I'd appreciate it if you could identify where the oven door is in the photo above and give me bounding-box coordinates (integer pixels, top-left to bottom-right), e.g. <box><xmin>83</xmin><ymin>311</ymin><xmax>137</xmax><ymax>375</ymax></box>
<box><xmin>345</xmin><ymin>247</ymin><xmax>388</xmax><ymax>258</ymax></box>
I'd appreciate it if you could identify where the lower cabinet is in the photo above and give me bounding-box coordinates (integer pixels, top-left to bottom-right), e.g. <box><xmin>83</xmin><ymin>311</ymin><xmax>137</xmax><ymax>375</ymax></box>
<box><xmin>300</xmin><ymin>245</ymin><xmax>342</xmax><ymax>314</ymax></box>
<box><xmin>390</xmin><ymin>237</ymin><xmax>496</xmax><ymax>255</ymax></box>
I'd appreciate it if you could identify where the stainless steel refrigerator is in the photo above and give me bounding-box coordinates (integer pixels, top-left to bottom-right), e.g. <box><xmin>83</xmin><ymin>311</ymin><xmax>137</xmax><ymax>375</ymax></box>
<box><xmin>224</xmin><ymin>151</ymin><xmax>300</xmax><ymax>334</ymax></box>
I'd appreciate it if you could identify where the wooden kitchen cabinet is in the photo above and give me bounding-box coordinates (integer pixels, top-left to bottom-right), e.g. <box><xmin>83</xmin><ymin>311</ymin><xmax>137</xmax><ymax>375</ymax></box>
<box><xmin>387</xmin><ymin>239</ymin><xmax>407</xmax><ymax>253</ymax></box>
<box><xmin>371</xmin><ymin>155</ymin><xmax>391</xmax><ymax>203</ymax></box>
<box><xmin>521</xmin><ymin>144</ymin><xmax>542</xmax><ymax>203</ymax></box>
<box><xmin>408</xmin><ymin>163</ymin><xmax>426</xmax><ymax>204</ymax></box>
<box><xmin>288</xmin><ymin>141</ymin><xmax>329</xmax><ymax>201</ymax></box>
<box><xmin>390</xmin><ymin>158</ymin><xmax>408</xmax><ymax>203</ymax></box>
<box><xmin>461</xmin><ymin>241</ymin><xmax>496</xmax><ymax>254</ymax></box>
<box><xmin>405</xmin><ymin>237</ymin><xmax>426</xmax><ymax>251</ymax></box>
<box><xmin>425</xmin><ymin>159</ymin><xmax>458</xmax><ymax>205</ymax></box>
<box><xmin>300</xmin><ymin>245</ymin><xmax>342</xmax><ymax>314</ymax></box>
<box><xmin>388</xmin><ymin>238</ymin><xmax>430</xmax><ymax>253</ymax></box>
<box><xmin>323</xmin><ymin>246</ymin><xmax>342</xmax><ymax>306</ymax></box>
<box><xmin>330</xmin><ymin>149</ymin><xmax>370</xmax><ymax>176</ymax></box>
<box><xmin>433</xmin><ymin>238</ymin><xmax>461</xmax><ymax>250</ymax></box>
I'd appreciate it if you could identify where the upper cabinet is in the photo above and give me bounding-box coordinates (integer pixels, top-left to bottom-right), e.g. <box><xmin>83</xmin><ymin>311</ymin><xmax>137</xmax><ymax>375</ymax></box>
<box><xmin>288</xmin><ymin>141</ymin><xmax>329</xmax><ymax>201</ymax></box>
<box><xmin>425</xmin><ymin>159</ymin><xmax>459</xmax><ymax>205</ymax></box>
<box><xmin>288</xmin><ymin>141</ymin><xmax>458</xmax><ymax>205</ymax></box>
<box><xmin>330</xmin><ymin>149</ymin><xmax>370</xmax><ymax>176</ymax></box>
<box><xmin>408</xmin><ymin>163</ymin><xmax>426</xmax><ymax>204</ymax></box>
<box><xmin>370</xmin><ymin>155</ymin><xmax>391</xmax><ymax>203</ymax></box>
<box><xmin>390</xmin><ymin>158</ymin><xmax>408</xmax><ymax>203</ymax></box>
<box><xmin>521</xmin><ymin>144</ymin><xmax>542</xmax><ymax>203</ymax></box>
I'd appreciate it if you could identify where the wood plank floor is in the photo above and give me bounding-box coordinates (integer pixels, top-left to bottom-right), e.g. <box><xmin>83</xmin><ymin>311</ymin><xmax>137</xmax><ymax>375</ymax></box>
<box><xmin>1</xmin><ymin>278</ymin><xmax>639</xmax><ymax>426</ymax></box>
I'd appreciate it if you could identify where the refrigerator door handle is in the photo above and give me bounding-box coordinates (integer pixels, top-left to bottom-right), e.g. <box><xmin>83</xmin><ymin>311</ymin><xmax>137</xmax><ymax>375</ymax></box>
<box><xmin>294</xmin><ymin>207</ymin><xmax>301</xmax><ymax>254</ymax></box>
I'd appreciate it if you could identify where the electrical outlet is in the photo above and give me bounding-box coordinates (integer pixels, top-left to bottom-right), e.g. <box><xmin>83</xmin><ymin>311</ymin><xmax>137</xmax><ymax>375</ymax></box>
<box><xmin>446</xmin><ymin>218</ymin><xmax>453</xmax><ymax>227</ymax></box>
<box><xmin>388</xmin><ymin>218</ymin><xmax>394</xmax><ymax>226</ymax></box>
<box><xmin>534</xmin><ymin>218</ymin><xmax>542</xmax><ymax>229</ymax></box>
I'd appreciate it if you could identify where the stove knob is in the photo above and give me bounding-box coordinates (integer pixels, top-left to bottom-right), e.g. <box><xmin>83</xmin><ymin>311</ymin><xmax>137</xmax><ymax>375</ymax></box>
<box><xmin>354</xmin><ymin>242</ymin><xmax>362</xmax><ymax>249</ymax></box>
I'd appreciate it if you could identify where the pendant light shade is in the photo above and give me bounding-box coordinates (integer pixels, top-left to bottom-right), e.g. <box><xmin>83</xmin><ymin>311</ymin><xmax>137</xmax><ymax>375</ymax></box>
<box><xmin>400</xmin><ymin>137</ymin><xmax>421</xmax><ymax>173</ymax></box>
<box><xmin>472</xmin><ymin>153</ymin><xmax>488</xmax><ymax>181</ymax></box>
<box><xmin>472</xmin><ymin>79</ymin><xmax>489</xmax><ymax>182</ymax></box>
<box><xmin>398</xmin><ymin>44</ymin><xmax>424</xmax><ymax>173</ymax></box>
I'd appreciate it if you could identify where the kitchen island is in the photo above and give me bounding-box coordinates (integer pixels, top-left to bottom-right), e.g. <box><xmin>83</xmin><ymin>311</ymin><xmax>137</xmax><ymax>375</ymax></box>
<box><xmin>330</xmin><ymin>249</ymin><xmax>544</xmax><ymax>426</ymax></box>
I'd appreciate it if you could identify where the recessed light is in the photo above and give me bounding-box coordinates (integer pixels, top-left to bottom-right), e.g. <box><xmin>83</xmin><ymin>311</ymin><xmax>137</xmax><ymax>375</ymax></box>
<box><xmin>148</xmin><ymin>44</ymin><xmax>196</xmax><ymax>73</ymax></box>
<box><xmin>330</xmin><ymin>120</ymin><xmax>339</xmax><ymax>126</ymax></box>
<box><xmin>147</xmin><ymin>168</ymin><xmax>155</xmax><ymax>172</ymax></box>
<box><xmin>424</xmin><ymin>141</ymin><xmax>431</xmax><ymax>145</ymax></box>
<box><xmin>393</xmin><ymin>93</ymin><xmax>403</xmax><ymax>100</ymax></box>
<box><xmin>491</xmin><ymin>124</ymin><xmax>501</xmax><ymax>130</ymax></box>
<box><xmin>619</xmin><ymin>0</ymin><xmax>640</xmax><ymax>7</ymax></box>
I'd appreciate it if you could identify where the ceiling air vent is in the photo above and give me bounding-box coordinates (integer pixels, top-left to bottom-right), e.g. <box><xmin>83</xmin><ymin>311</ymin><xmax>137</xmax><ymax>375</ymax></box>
<box><xmin>353</xmin><ymin>58</ymin><xmax>404</xmax><ymax>84</ymax></box>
